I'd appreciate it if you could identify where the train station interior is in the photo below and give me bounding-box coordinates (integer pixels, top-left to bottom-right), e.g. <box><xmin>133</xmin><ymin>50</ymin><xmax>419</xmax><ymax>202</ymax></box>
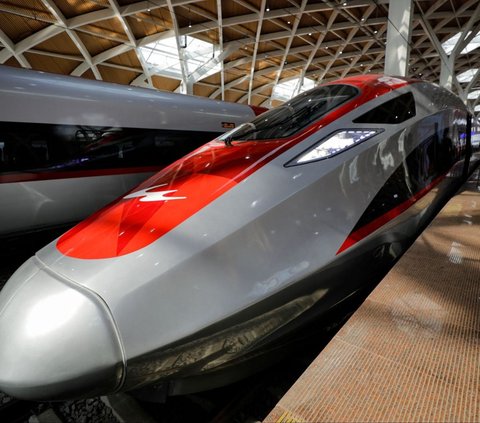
<box><xmin>0</xmin><ymin>1</ymin><xmax>479</xmax><ymax>422</ymax></box>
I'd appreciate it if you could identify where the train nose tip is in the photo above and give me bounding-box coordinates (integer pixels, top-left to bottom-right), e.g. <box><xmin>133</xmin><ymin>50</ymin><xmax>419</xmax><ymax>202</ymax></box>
<box><xmin>0</xmin><ymin>258</ymin><xmax>124</xmax><ymax>400</ymax></box>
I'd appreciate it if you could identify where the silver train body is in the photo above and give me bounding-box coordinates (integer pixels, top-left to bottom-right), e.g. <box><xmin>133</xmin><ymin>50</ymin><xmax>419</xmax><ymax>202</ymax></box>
<box><xmin>0</xmin><ymin>65</ymin><xmax>257</xmax><ymax>236</ymax></box>
<box><xmin>0</xmin><ymin>75</ymin><xmax>479</xmax><ymax>400</ymax></box>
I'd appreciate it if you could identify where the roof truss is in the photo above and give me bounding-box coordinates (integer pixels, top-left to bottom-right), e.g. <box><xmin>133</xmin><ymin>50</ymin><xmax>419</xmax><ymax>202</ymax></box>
<box><xmin>0</xmin><ymin>0</ymin><xmax>479</xmax><ymax>112</ymax></box>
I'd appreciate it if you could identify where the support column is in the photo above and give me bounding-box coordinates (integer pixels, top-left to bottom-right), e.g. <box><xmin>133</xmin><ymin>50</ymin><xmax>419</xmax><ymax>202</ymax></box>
<box><xmin>440</xmin><ymin>57</ymin><xmax>455</xmax><ymax>90</ymax></box>
<box><xmin>384</xmin><ymin>0</ymin><xmax>413</xmax><ymax>77</ymax></box>
<box><xmin>179</xmin><ymin>80</ymin><xmax>194</xmax><ymax>95</ymax></box>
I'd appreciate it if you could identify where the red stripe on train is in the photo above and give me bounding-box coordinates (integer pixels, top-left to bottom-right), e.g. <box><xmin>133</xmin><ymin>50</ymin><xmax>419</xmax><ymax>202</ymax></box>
<box><xmin>336</xmin><ymin>173</ymin><xmax>447</xmax><ymax>254</ymax></box>
<box><xmin>57</xmin><ymin>76</ymin><xmax>410</xmax><ymax>259</ymax></box>
<box><xmin>0</xmin><ymin>166</ymin><xmax>161</xmax><ymax>184</ymax></box>
<box><xmin>56</xmin><ymin>139</ymin><xmax>302</xmax><ymax>259</ymax></box>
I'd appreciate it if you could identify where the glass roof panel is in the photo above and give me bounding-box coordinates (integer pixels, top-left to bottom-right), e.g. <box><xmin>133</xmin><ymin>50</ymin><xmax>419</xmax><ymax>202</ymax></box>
<box><xmin>467</xmin><ymin>90</ymin><xmax>480</xmax><ymax>100</ymax></box>
<box><xmin>457</xmin><ymin>68</ymin><xmax>479</xmax><ymax>83</ymax></box>
<box><xmin>139</xmin><ymin>36</ymin><xmax>220</xmax><ymax>81</ymax></box>
<box><xmin>272</xmin><ymin>77</ymin><xmax>316</xmax><ymax>102</ymax></box>
<box><xmin>442</xmin><ymin>32</ymin><xmax>480</xmax><ymax>55</ymax></box>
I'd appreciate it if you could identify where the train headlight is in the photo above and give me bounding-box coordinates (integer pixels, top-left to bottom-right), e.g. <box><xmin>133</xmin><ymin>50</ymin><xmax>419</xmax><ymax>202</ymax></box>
<box><xmin>288</xmin><ymin>129</ymin><xmax>382</xmax><ymax>165</ymax></box>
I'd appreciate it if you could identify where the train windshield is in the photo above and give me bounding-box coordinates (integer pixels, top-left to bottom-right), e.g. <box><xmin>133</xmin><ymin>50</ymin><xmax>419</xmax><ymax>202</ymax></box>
<box><xmin>219</xmin><ymin>84</ymin><xmax>358</xmax><ymax>142</ymax></box>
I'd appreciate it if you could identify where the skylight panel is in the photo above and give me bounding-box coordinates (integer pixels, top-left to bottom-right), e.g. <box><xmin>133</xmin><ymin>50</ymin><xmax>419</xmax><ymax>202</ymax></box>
<box><xmin>463</xmin><ymin>34</ymin><xmax>480</xmax><ymax>54</ymax></box>
<box><xmin>457</xmin><ymin>69</ymin><xmax>479</xmax><ymax>83</ymax></box>
<box><xmin>474</xmin><ymin>105</ymin><xmax>480</xmax><ymax>112</ymax></box>
<box><xmin>467</xmin><ymin>90</ymin><xmax>480</xmax><ymax>100</ymax></box>
<box><xmin>139</xmin><ymin>36</ymin><xmax>221</xmax><ymax>81</ymax></box>
<box><xmin>442</xmin><ymin>32</ymin><xmax>461</xmax><ymax>55</ymax></box>
<box><xmin>442</xmin><ymin>32</ymin><xmax>480</xmax><ymax>55</ymax></box>
<box><xmin>272</xmin><ymin>77</ymin><xmax>316</xmax><ymax>102</ymax></box>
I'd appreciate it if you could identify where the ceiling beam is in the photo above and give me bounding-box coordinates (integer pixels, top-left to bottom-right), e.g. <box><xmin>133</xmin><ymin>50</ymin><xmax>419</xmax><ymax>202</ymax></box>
<box><xmin>108</xmin><ymin>0</ymin><xmax>153</xmax><ymax>87</ymax></box>
<box><xmin>270</xmin><ymin>0</ymin><xmax>308</xmax><ymax>103</ymax></box>
<box><xmin>247</xmin><ymin>0</ymin><xmax>266</xmax><ymax>105</ymax></box>
<box><xmin>166</xmin><ymin>0</ymin><xmax>190</xmax><ymax>94</ymax></box>
<box><xmin>216</xmin><ymin>0</ymin><xmax>225</xmax><ymax>100</ymax></box>
<box><xmin>0</xmin><ymin>24</ymin><xmax>63</xmax><ymax>65</ymax></box>
<box><xmin>0</xmin><ymin>29</ymin><xmax>30</xmax><ymax>68</ymax></box>
<box><xmin>40</xmin><ymin>0</ymin><xmax>103</xmax><ymax>79</ymax></box>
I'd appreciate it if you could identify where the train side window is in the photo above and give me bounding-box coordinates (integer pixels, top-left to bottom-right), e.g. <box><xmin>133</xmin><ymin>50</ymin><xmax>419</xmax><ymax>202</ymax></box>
<box><xmin>0</xmin><ymin>121</ymin><xmax>220</xmax><ymax>174</ymax></box>
<box><xmin>353</xmin><ymin>92</ymin><xmax>416</xmax><ymax>124</ymax></box>
<box><xmin>219</xmin><ymin>84</ymin><xmax>359</xmax><ymax>142</ymax></box>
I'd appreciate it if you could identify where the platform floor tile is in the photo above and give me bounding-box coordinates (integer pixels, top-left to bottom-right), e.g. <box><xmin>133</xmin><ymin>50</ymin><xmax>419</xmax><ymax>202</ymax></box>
<box><xmin>265</xmin><ymin>177</ymin><xmax>480</xmax><ymax>423</ymax></box>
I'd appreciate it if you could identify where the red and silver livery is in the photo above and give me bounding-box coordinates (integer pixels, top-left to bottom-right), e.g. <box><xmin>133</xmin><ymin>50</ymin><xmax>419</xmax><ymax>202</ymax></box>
<box><xmin>0</xmin><ymin>65</ymin><xmax>260</xmax><ymax>236</ymax></box>
<box><xmin>0</xmin><ymin>74</ymin><xmax>479</xmax><ymax>400</ymax></box>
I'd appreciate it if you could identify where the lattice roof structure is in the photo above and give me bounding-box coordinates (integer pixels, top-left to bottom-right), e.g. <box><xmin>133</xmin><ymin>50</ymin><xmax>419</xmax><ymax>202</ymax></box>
<box><xmin>1</xmin><ymin>0</ymin><xmax>480</xmax><ymax>111</ymax></box>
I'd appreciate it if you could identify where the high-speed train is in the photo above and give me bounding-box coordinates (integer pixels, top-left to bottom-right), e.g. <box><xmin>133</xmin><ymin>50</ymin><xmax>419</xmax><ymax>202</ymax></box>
<box><xmin>0</xmin><ymin>74</ymin><xmax>479</xmax><ymax>401</ymax></box>
<box><xmin>0</xmin><ymin>65</ymin><xmax>262</xmax><ymax>236</ymax></box>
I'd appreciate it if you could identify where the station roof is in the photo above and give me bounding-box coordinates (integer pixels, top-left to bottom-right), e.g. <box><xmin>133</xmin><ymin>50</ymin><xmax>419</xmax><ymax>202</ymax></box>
<box><xmin>0</xmin><ymin>0</ymin><xmax>479</xmax><ymax>111</ymax></box>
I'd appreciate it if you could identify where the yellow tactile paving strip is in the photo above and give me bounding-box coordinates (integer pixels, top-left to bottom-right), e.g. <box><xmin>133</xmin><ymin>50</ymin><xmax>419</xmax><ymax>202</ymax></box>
<box><xmin>265</xmin><ymin>175</ymin><xmax>480</xmax><ymax>423</ymax></box>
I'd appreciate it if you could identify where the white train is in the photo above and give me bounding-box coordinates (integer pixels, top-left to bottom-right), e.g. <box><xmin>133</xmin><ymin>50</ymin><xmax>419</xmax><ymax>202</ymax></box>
<box><xmin>0</xmin><ymin>66</ymin><xmax>262</xmax><ymax>236</ymax></box>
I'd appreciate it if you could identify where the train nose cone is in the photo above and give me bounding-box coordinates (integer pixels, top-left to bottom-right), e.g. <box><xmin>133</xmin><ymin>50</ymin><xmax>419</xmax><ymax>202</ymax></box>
<box><xmin>0</xmin><ymin>258</ymin><xmax>124</xmax><ymax>400</ymax></box>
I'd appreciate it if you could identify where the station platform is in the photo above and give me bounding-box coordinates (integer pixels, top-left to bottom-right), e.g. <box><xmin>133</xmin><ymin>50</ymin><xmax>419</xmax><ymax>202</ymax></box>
<box><xmin>265</xmin><ymin>173</ymin><xmax>480</xmax><ymax>423</ymax></box>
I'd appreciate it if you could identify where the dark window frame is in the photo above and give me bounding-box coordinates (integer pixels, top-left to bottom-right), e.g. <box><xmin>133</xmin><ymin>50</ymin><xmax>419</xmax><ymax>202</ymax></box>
<box><xmin>353</xmin><ymin>92</ymin><xmax>416</xmax><ymax>125</ymax></box>
<box><xmin>0</xmin><ymin>121</ymin><xmax>221</xmax><ymax>174</ymax></box>
<box><xmin>219</xmin><ymin>84</ymin><xmax>359</xmax><ymax>142</ymax></box>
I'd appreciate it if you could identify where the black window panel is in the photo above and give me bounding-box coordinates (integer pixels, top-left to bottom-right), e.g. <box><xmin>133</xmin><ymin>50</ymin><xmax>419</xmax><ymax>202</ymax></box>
<box><xmin>221</xmin><ymin>84</ymin><xmax>358</xmax><ymax>142</ymax></box>
<box><xmin>350</xmin><ymin>111</ymin><xmax>467</xmax><ymax>233</ymax></box>
<box><xmin>0</xmin><ymin>121</ymin><xmax>220</xmax><ymax>174</ymax></box>
<box><xmin>353</xmin><ymin>92</ymin><xmax>416</xmax><ymax>124</ymax></box>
